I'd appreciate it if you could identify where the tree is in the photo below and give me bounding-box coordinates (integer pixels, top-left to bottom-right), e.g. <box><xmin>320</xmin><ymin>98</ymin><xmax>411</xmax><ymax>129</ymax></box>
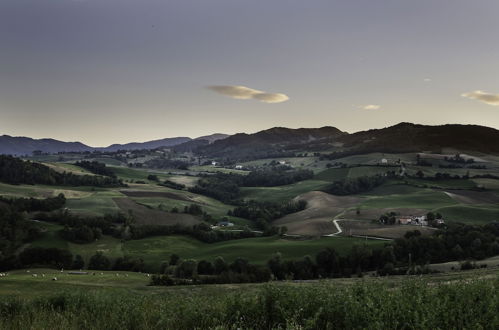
<box><xmin>316</xmin><ymin>248</ymin><xmax>339</xmax><ymax>276</ymax></box>
<box><xmin>147</xmin><ymin>174</ymin><xmax>159</xmax><ymax>181</ymax></box>
<box><xmin>267</xmin><ymin>252</ymin><xmax>286</xmax><ymax>280</ymax></box>
<box><xmin>72</xmin><ymin>255</ymin><xmax>85</xmax><ymax>269</ymax></box>
<box><xmin>197</xmin><ymin>260</ymin><xmax>214</xmax><ymax>275</ymax></box>
<box><xmin>175</xmin><ymin>259</ymin><xmax>197</xmax><ymax>278</ymax></box>
<box><xmin>213</xmin><ymin>256</ymin><xmax>228</xmax><ymax>274</ymax></box>
<box><xmin>88</xmin><ymin>251</ymin><xmax>110</xmax><ymax>270</ymax></box>
<box><xmin>169</xmin><ymin>254</ymin><xmax>180</xmax><ymax>266</ymax></box>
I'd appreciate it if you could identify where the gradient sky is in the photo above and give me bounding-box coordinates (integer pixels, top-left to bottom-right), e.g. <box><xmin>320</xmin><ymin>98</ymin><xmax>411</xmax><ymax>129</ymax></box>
<box><xmin>1</xmin><ymin>0</ymin><xmax>499</xmax><ymax>146</ymax></box>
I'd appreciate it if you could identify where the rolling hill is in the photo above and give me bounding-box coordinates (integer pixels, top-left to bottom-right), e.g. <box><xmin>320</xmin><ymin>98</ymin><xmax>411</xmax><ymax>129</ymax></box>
<box><xmin>0</xmin><ymin>133</ymin><xmax>228</xmax><ymax>155</ymax></box>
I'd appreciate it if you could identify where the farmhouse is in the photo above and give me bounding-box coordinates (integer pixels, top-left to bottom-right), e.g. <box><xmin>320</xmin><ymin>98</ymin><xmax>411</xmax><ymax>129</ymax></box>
<box><xmin>398</xmin><ymin>217</ymin><xmax>412</xmax><ymax>225</ymax></box>
<box><xmin>217</xmin><ymin>220</ymin><xmax>234</xmax><ymax>227</ymax></box>
<box><xmin>396</xmin><ymin>215</ymin><xmax>444</xmax><ymax>227</ymax></box>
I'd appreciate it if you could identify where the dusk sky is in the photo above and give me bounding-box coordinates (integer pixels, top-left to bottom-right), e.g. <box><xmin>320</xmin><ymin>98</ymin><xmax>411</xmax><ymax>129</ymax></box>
<box><xmin>1</xmin><ymin>0</ymin><xmax>499</xmax><ymax>146</ymax></box>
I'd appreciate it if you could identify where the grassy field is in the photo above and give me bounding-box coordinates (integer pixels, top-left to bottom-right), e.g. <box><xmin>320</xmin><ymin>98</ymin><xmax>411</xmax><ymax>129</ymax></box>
<box><xmin>0</xmin><ymin>268</ymin><xmax>497</xmax><ymax>329</ymax></box>
<box><xmin>240</xmin><ymin>179</ymin><xmax>330</xmax><ymax>202</ymax></box>
<box><xmin>433</xmin><ymin>204</ymin><xmax>499</xmax><ymax>224</ymax></box>
<box><xmin>123</xmin><ymin>235</ymin><xmax>385</xmax><ymax>268</ymax></box>
<box><xmin>314</xmin><ymin>165</ymin><xmax>399</xmax><ymax>181</ymax></box>
<box><xmin>360</xmin><ymin>189</ymin><xmax>457</xmax><ymax>210</ymax></box>
<box><xmin>65</xmin><ymin>190</ymin><xmax>123</xmax><ymax>216</ymax></box>
<box><xmin>28</xmin><ymin>226</ymin><xmax>386</xmax><ymax>272</ymax></box>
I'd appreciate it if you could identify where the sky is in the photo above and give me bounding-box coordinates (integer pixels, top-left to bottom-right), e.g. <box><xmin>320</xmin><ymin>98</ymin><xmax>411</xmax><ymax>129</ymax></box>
<box><xmin>1</xmin><ymin>0</ymin><xmax>499</xmax><ymax>146</ymax></box>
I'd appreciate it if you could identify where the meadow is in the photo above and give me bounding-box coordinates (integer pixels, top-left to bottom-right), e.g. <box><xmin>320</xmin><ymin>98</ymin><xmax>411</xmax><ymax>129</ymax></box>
<box><xmin>28</xmin><ymin>224</ymin><xmax>386</xmax><ymax>272</ymax></box>
<box><xmin>0</xmin><ymin>268</ymin><xmax>497</xmax><ymax>329</ymax></box>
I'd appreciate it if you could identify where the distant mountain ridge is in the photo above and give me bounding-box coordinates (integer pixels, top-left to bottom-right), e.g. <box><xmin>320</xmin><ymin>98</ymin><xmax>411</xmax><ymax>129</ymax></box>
<box><xmin>196</xmin><ymin>126</ymin><xmax>346</xmax><ymax>160</ymax></box>
<box><xmin>3</xmin><ymin>123</ymin><xmax>499</xmax><ymax>157</ymax></box>
<box><xmin>0</xmin><ymin>135</ymin><xmax>94</xmax><ymax>156</ymax></box>
<box><xmin>0</xmin><ymin>133</ymin><xmax>229</xmax><ymax>156</ymax></box>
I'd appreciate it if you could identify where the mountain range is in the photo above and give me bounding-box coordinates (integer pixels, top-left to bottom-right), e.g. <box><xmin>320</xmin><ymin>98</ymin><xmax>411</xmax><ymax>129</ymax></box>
<box><xmin>2</xmin><ymin>123</ymin><xmax>499</xmax><ymax>157</ymax></box>
<box><xmin>0</xmin><ymin>134</ymin><xmax>228</xmax><ymax>156</ymax></box>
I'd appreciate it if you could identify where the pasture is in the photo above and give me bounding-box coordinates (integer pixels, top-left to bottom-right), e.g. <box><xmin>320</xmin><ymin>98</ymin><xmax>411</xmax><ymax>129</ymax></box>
<box><xmin>240</xmin><ymin>179</ymin><xmax>330</xmax><ymax>203</ymax></box>
<box><xmin>0</xmin><ymin>268</ymin><xmax>497</xmax><ymax>329</ymax></box>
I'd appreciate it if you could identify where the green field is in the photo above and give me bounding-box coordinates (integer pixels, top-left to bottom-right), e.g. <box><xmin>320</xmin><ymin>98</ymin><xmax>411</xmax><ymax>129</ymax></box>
<box><xmin>65</xmin><ymin>190</ymin><xmax>123</xmax><ymax>216</ymax></box>
<box><xmin>0</xmin><ymin>268</ymin><xmax>497</xmax><ymax>329</ymax></box>
<box><xmin>434</xmin><ymin>205</ymin><xmax>499</xmax><ymax>224</ymax></box>
<box><xmin>29</xmin><ymin>227</ymin><xmax>386</xmax><ymax>272</ymax></box>
<box><xmin>240</xmin><ymin>179</ymin><xmax>330</xmax><ymax>202</ymax></box>
<box><xmin>123</xmin><ymin>235</ymin><xmax>385</xmax><ymax>268</ymax></box>
<box><xmin>361</xmin><ymin>189</ymin><xmax>457</xmax><ymax>210</ymax></box>
<box><xmin>314</xmin><ymin>165</ymin><xmax>399</xmax><ymax>181</ymax></box>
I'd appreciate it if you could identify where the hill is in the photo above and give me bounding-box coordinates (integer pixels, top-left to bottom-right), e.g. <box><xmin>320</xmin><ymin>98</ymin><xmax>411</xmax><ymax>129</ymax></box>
<box><xmin>197</xmin><ymin>126</ymin><xmax>345</xmax><ymax>160</ymax></box>
<box><xmin>0</xmin><ymin>135</ymin><xmax>93</xmax><ymax>156</ymax></box>
<box><xmin>337</xmin><ymin>123</ymin><xmax>499</xmax><ymax>154</ymax></box>
<box><xmin>100</xmin><ymin>137</ymin><xmax>191</xmax><ymax>152</ymax></box>
<box><xmin>194</xmin><ymin>123</ymin><xmax>499</xmax><ymax>160</ymax></box>
<box><xmin>0</xmin><ymin>134</ymin><xmax>227</xmax><ymax>156</ymax></box>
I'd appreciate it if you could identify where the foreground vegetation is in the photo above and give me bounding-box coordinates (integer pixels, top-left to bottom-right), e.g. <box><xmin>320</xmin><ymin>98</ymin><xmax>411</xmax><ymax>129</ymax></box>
<box><xmin>0</xmin><ymin>273</ymin><xmax>497</xmax><ymax>329</ymax></box>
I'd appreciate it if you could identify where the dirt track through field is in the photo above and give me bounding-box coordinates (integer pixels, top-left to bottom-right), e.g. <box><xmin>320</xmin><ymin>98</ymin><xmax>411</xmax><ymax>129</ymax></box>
<box><xmin>273</xmin><ymin>191</ymin><xmax>361</xmax><ymax>236</ymax></box>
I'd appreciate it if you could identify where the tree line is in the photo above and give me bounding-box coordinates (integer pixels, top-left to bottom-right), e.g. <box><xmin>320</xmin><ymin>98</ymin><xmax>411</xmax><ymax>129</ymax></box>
<box><xmin>74</xmin><ymin>160</ymin><xmax>117</xmax><ymax>178</ymax></box>
<box><xmin>0</xmin><ymin>155</ymin><xmax>125</xmax><ymax>187</ymax></box>
<box><xmin>324</xmin><ymin>175</ymin><xmax>389</xmax><ymax>195</ymax></box>
<box><xmin>189</xmin><ymin>168</ymin><xmax>314</xmax><ymax>204</ymax></box>
<box><xmin>229</xmin><ymin>200</ymin><xmax>307</xmax><ymax>231</ymax></box>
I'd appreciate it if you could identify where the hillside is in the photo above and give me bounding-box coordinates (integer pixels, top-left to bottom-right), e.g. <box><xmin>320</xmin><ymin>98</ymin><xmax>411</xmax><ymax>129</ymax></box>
<box><xmin>100</xmin><ymin>137</ymin><xmax>191</xmax><ymax>152</ymax></box>
<box><xmin>0</xmin><ymin>135</ymin><xmax>93</xmax><ymax>156</ymax></box>
<box><xmin>337</xmin><ymin>123</ymin><xmax>499</xmax><ymax>155</ymax></box>
<box><xmin>0</xmin><ymin>134</ymin><xmax>227</xmax><ymax>156</ymax></box>
<box><xmin>197</xmin><ymin>126</ymin><xmax>345</xmax><ymax>160</ymax></box>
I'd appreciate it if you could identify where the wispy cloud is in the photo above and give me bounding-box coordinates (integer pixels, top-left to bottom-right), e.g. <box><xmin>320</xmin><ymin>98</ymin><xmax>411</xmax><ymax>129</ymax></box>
<box><xmin>207</xmin><ymin>85</ymin><xmax>289</xmax><ymax>103</ymax></box>
<box><xmin>360</xmin><ymin>104</ymin><xmax>381</xmax><ymax>110</ymax></box>
<box><xmin>461</xmin><ymin>90</ymin><xmax>499</xmax><ymax>106</ymax></box>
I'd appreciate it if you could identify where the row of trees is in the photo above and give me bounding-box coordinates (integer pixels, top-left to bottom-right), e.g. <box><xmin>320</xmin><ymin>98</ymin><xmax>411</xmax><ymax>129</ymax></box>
<box><xmin>130</xmin><ymin>223</ymin><xmax>260</xmax><ymax>243</ymax></box>
<box><xmin>324</xmin><ymin>175</ymin><xmax>388</xmax><ymax>195</ymax></box>
<box><xmin>0</xmin><ymin>155</ymin><xmax>124</xmax><ymax>187</ymax></box>
<box><xmin>74</xmin><ymin>161</ymin><xmax>117</xmax><ymax>178</ymax></box>
<box><xmin>0</xmin><ymin>207</ymin><xmax>41</xmax><ymax>269</ymax></box>
<box><xmin>0</xmin><ymin>193</ymin><xmax>66</xmax><ymax>212</ymax></box>
<box><xmin>230</xmin><ymin>200</ymin><xmax>307</xmax><ymax>231</ymax></box>
<box><xmin>190</xmin><ymin>168</ymin><xmax>314</xmax><ymax>204</ymax></box>
<box><xmin>394</xmin><ymin>223</ymin><xmax>499</xmax><ymax>264</ymax></box>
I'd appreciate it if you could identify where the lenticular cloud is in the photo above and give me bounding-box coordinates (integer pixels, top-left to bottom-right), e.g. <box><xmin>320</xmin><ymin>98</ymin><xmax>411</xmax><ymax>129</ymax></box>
<box><xmin>207</xmin><ymin>85</ymin><xmax>289</xmax><ymax>103</ymax></box>
<box><xmin>461</xmin><ymin>90</ymin><xmax>499</xmax><ymax>106</ymax></box>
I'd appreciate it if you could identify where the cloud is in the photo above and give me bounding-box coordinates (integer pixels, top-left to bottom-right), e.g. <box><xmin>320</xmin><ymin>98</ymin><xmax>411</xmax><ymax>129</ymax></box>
<box><xmin>360</xmin><ymin>104</ymin><xmax>381</xmax><ymax>110</ymax></box>
<box><xmin>207</xmin><ymin>85</ymin><xmax>289</xmax><ymax>103</ymax></box>
<box><xmin>423</xmin><ymin>78</ymin><xmax>432</xmax><ymax>82</ymax></box>
<box><xmin>461</xmin><ymin>90</ymin><xmax>499</xmax><ymax>106</ymax></box>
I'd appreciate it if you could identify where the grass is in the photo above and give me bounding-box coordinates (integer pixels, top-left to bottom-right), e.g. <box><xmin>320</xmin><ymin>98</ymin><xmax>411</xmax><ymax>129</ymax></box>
<box><xmin>361</xmin><ymin>189</ymin><xmax>457</xmax><ymax>210</ymax></box>
<box><xmin>0</xmin><ymin>271</ymin><xmax>497</xmax><ymax>329</ymax></box>
<box><xmin>433</xmin><ymin>205</ymin><xmax>499</xmax><ymax>224</ymax></box>
<box><xmin>123</xmin><ymin>235</ymin><xmax>386</xmax><ymax>271</ymax></box>
<box><xmin>65</xmin><ymin>190</ymin><xmax>123</xmax><ymax>216</ymax></box>
<box><xmin>314</xmin><ymin>165</ymin><xmax>398</xmax><ymax>182</ymax></box>
<box><xmin>240</xmin><ymin>179</ymin><xmax>330</xmax><ymax>202</ymax></box>
<box><xmin>189</xmin><ymin>165</ymin><xmax>249</xmax><ymax>174</ymax></box>
<box><xmin>314</xmin><ymin>167</ymin><xmax>350</xmax><ymax>181</ymax></box>
<box><xmin>29</xmin><ymin>230</ymin><xmax>385</xmax><ymax>273</ymax></box>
